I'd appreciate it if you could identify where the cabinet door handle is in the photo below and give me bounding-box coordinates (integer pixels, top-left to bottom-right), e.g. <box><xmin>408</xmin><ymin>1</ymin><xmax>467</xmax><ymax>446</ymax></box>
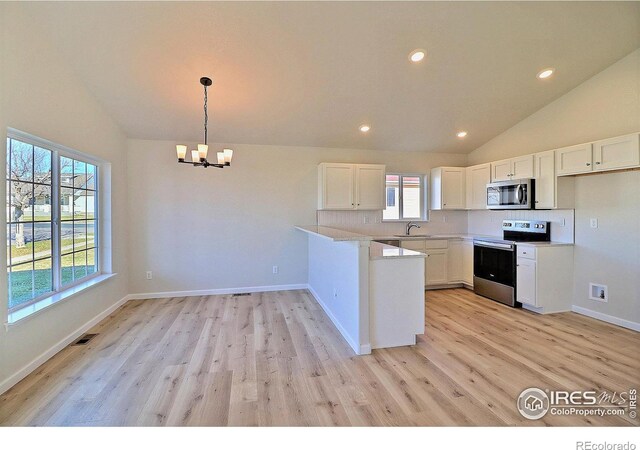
<box><xmin>595</xmin><ymin>161</ymin><xmax>601</xmax><ymax>165</ymax></box>
<box><xmin>586</xmin><ymin>163</ymin><xmax>591</xmax><ymax>166</ymax></box>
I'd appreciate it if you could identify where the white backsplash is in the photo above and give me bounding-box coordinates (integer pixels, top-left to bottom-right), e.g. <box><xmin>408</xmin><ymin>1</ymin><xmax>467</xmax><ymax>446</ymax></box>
<box><xmin>317</xmin><ymin>209</ymin><xmax>575</xmax><ymax>243</ymax></box>
<box><xmin>317</xmin><ymin>210</ymin><xmax>469</xmax><ymax>236</ymax></box>
<box><xmin>467</xmin><ymin>209</ymin><xmax>575</xmax><ymax>243</ymax></box>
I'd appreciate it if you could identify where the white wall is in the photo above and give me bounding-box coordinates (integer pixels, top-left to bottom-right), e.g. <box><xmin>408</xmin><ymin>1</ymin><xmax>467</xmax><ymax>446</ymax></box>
<box><xmin>126</xmin><ymin>139</ymin><xmax>466</xmax><ymax>294</ymax></box>
<box><xmin>572</xmin><ymin>171</ymin><xmax>640</xmax><ymax>325</ymax></box>
<box><xmin>307</xmin><ymin>234</ymin><xmax>369</xmax><ymax>354</ymax></box>
<box><xmin>465</xmin><ymin>48</ymin><xmax>640</xmax><ymax>327</ymax></box>
<box><xmin>0</xmin><ymin>5</ymin><xmax>130</xmax><ymax>390</ymax></box>
<box><xmin>467</xmin><ymin>49</ymin><xmax>640</xmax><ymax>165</ymax></box>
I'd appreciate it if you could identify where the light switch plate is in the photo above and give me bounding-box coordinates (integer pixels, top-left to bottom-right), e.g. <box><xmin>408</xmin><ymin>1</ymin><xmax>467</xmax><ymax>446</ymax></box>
<box><xmin>590</xmin><ymin>218</ymin><xmax>598</xmax><ymax>229</ymax></box>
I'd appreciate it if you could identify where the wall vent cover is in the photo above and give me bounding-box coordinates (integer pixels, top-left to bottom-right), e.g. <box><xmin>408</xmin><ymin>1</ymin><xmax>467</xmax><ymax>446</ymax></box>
<box><xmin>232</xmin><ymin>293</ymin><xmax>251</xmax><ymax>297</ymax></box>
<box><xmin>73</xmin><ymin>333</ymin><xmax>98</xmax><ymax>345</ymax></box>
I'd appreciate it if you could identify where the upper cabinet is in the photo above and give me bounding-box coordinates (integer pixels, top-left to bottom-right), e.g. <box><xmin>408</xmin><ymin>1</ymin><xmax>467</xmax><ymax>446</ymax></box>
<box><xmin>556</xmin><ymin>133</ymin><xmax>640</xmax><ymax>176</ymax></box>
<box><xmin>491</xmin><ymin>155</ymin><xmax>534</xmax><ymax>181</ymax></box>
<box><xmin>533</xmin><ymin>150</ymin><xmax>556</xmax><ymax>209</ymax></box>
<box><xmin>593</xmin><ymin>133</ymin><xmax>640</xmax><ymax>171</ymax></box>
<box><xmin>555</xmin><ymin>143</ymin><xmax>593</xmax><ymax>176</ymax></box>
<box><xmin>430</xmin><ymin>167</ymin><xmax>466</xmax><ymax>210</ymax></box>
<box><xmin>355</xmin><ymin>164</ymin><xmax>386</xmax><ymax>209</ymax></box>
<box><xmin>318</xmin><ymin>163</ymin><xmax>385</xmax><ymax>210</ymax></box>
<box><xmin>465</xmin><ymin>163</ymin><xmax>491</xmax><ymax>210</ymax></box>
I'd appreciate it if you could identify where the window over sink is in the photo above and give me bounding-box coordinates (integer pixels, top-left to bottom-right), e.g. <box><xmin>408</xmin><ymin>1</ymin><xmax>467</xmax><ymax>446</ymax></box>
<box><xmin>383</xmin><ymin>174</ymin><xmax>427</xmax><ymax>221</ymax></box>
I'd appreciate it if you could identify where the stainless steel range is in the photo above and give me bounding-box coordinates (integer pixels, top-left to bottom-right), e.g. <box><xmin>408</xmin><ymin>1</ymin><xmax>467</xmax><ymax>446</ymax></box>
<box><xmin>473</xmin><ymin>220</ymin><xmax>550</xmax><ymax>307</ymax></box>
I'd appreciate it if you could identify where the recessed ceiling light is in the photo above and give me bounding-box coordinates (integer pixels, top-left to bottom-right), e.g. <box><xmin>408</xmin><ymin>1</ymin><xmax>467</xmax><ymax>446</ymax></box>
<box><xmin>537</xmin><ymin>68</ymin><xmax>554</xmax><ymax>79</ymax></box>
<box><xmin>409</xmin><ymin>49</ymin><xmax>426</xmax><ymax>63</ymax></box>
<box><xmin>359</xmin><ymin>124</ymin><xmax>371</xmax><ymax>133</ymax></box>
<box><xmin>457</xmin><ymin>131</ymin><xmax>468</xmax><ymax>138</ymax></box>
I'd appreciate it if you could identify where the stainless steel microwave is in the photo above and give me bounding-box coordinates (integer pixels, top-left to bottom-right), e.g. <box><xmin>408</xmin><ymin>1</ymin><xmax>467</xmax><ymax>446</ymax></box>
<box><xmin>486</xmin><ymin>179</ymin><xmax>535</xmax><ymax>210</ymax></box>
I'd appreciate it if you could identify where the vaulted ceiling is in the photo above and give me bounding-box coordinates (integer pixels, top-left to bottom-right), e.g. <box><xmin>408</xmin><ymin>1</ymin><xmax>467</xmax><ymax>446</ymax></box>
<box><xmin>20</xmin><ymin>1</ymin><xmax>640</xmax><ymax>153</ymax></box>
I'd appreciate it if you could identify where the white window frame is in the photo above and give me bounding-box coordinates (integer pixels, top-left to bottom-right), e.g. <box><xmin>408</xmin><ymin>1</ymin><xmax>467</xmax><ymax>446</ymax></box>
<box><xmin>382</xmin><ymin>173</ymin><xmax>429</xmax><ymax>222</ymax></box>
<box><xmin>6</xmin><ymin>129</ymin><xmax>102</xmax><ymax>318</ymax></box>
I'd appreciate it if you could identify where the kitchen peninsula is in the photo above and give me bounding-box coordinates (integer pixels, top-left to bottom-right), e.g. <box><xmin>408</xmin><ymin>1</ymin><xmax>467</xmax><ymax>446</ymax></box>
<box><xmin>295</xmin><ymin>226</ymin><xmax>426</xmax><ymax>355</ymax></box>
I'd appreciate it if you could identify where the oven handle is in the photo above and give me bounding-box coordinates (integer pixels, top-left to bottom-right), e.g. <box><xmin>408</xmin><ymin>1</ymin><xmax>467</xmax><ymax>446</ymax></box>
<box><xmin>474</xmin><ymin>240</ymin><xmax>515</xmax><ymax>251</ymax></box>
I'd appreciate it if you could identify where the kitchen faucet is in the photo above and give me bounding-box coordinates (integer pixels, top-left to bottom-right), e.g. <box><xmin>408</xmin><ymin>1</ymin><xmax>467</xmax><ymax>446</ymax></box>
<box><xmin>405</xmin><ymin>221</ymin><xmax>421</xmax><ymax>236</ymax></box>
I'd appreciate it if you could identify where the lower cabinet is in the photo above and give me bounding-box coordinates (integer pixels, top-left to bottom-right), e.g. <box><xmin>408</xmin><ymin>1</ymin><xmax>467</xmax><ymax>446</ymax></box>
<box><xmin>516</xmin><ymin>258</ymin><xmax>537</xmax><ymax>306</ymax></box>
<box><xmin>461</xmin><ymin>240</ymin><xmax>473</xmax><ymax>285</ymax></box>
<box><xmin>447</xmin><ymin>240</ymin><xmax>473</xmax><ymax>286</ymax></box>
<box><xmin>425</xmin><ymin>249</ymin><xmax>448</xmax><ymax>285</ymax></box>
<box><xmin>515</xmin><ymin>244</ymin><xmax>573</xmax><ymax>313</ymax></box>
<box><xmin>402</xmin><ymin>238</ymin><xmax>473</xmax><ymax>288</ymax></box>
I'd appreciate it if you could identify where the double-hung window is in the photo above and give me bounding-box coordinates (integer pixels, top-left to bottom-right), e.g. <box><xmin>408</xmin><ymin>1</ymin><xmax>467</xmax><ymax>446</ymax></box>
<box><xmin>383</xmin><ymin>173</ymin><xmax>427</xmax><ymax>221</ymax></box>
<box><xmin>6</xmin><ymin>133</ymin><xmax>99</xmax><ymax>315</ymax></box>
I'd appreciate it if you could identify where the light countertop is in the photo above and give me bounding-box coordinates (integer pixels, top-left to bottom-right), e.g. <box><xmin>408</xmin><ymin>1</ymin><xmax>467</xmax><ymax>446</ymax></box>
<box><xmin>369</xmin><ymin>242</ymin><xmax>426</xmax><ymax>260</ymax></box>
<box><xmin>295</xmin><ymin>226</ymin><xmax>574</xmax><ymax>247</ymax></box>
<box><xmin>295</xmin><ymin>225</ymin><xmax>372</xmax><ymax>241</ymax></box>
<box><xmin>515</xmin><ymin>241</ymin><xmax>574</xmax><ymax>247</ymax></box>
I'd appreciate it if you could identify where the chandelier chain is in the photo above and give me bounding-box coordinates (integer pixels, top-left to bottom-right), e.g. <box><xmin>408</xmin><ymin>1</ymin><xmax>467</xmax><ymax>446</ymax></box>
<box><xmin>203</xmin><ymin>84</ymin><xmax>208</xmax><ymax>145</ymax></box>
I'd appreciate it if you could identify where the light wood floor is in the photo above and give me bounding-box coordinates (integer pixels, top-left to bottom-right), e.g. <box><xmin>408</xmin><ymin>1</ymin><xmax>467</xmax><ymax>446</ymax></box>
<box><xmin>1</xmin><ymin>288</ymin><xmax>638</xmax><ymax>426</ymax></box>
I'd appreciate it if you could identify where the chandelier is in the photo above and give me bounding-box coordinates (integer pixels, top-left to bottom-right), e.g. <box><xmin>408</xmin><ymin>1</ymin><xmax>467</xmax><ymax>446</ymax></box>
<box><xmin>176</xmin><ymin>77</ymin><xmax>233</xmax><ymax>168</ymax></box>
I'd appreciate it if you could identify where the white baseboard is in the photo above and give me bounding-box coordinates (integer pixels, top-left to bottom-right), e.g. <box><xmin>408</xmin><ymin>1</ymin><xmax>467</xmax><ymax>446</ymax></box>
<box><xmin>571</xmin><ymin>305</ymin><xmax>640</xmax><ymax>332</ymax></box>
<box><xmin>306</xmin><ymin>285</ymin><xmax>370</xmax><ymax>355</ymax></box>
<box><xmin>126</xmin><ymin>284</ymin><xmax>308</xmax><ymax>300</ymax></box>
<box><xmin>0</xmin><ymin>294</ymin><xmax>130</xmax><ymax>396</ymax></box>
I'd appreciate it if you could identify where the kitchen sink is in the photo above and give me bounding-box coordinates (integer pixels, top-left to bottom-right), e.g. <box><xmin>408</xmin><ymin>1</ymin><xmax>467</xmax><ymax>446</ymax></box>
<box><xmin>393</xmin><ymin>234</ymin><xmax>432</xmax><ymax>238</ymax></box>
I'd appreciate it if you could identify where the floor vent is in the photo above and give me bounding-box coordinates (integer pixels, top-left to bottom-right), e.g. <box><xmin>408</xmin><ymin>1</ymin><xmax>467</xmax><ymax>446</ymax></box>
<box><xmin>232</xmin><ymin>293</ymin><xmax>251</xmax><ymax>297</ymax></box>
<box><xmin>73</xmin><ymin>333</ymin><xmax>98</xmax><ymax>345</ymax></box>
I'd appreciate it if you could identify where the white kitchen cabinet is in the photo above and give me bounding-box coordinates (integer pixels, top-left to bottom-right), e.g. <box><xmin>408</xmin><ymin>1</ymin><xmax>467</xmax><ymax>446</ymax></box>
<box><xmin>447</xmin><ymin>239</ymin><xmax>473</xmax><ymax>286</ymax></box>
<box><xmin>534</xmin><ymin>150</ymin><xmax>575</xmax><ymax>210</ymax></box>
<box><xmin>318</xmin><ymin>163</ymin><xmax>385</xmax><ymax>210</ymax></box>
<box><xmin>461</xmin><ymin>240</ymin><xmax>473</xmax><ymax>286</ymax></box>
<box><xmin>355</xmin><ymin>164</ymin><xmax>386</xmax><ymax>209</ymax></box>
<box><xmin>465</xmin><ymin>163</ymin><xmax>491</xmax><ymax>210</ymax></box>
<box><xmin>516</xmin><ymin>258</ymin><xmax>537</xmax><ymax>307</ymax></box>
<box><xmin>401</xmin><ymin>239</ymin><xmax>450</xmax><ymax>287</ymax></box>
<box><xmin>491</xmin><ymin>155</ymin><xmax>534</xmax><ymax>181</ymax></box>
<box><xmin>430</xmin><ymin>167</ymin><xmax>466</xmax><ymax>210</ymax></box>
<box><xmin>515</xmin><ymin>244</ymin><xmax>573</xmax><ymax>314</ymax></box>
<box><xmin>533</xmin><ymin>150</ymin><xmax>555</xmax><ymax>209</ymax></box>
<box><xmin>555</xmin><ymin>143</ymin><xmax>593</xmax><ymax>176</ymax></box>
<box><xmin>400</xmin><ymin>240</ymin><xmax>426</xmax><ymax>252</ymax></box>
<box><xmin>425</xmin><ymin>250</ymin><xmax>448</xmax><ymax>285</ymax></box>
<box><xmin>593</xmin><ymin>133</ymin><xmax>640</xmax><ymax>171</ymax></box>
<box><xmin>511</xmin><ymin>155</ymin><xmax>535</xmax><ymax>179</ymax></box>
<box><xmin>447</xmin><ymin>240</ymin><xmax>463</xmax><ymax>283</ymax></box>
<box><xmin>491</xmin><ymin>159</ymin><xmax>512</xmax><ymax>182</ymax></box>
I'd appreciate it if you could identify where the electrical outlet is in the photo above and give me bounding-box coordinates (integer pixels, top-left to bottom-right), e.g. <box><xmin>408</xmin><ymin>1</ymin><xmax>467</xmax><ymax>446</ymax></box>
<box><xmin>146</xmin><ymin>271</ymin><xmax>152</xmax><ymax>280</ymax></box>
<box><xmin>272</xmin><ymin>265</ymin><xmax>279</xmax><ymax>274</ymax></box>
<box><xmin>590</xmin><ymin>218</ymin><xmax>598</xmax><ymax>229</ymax></box>
<box><xmin>363</xmin><ymin>216</ymin><xmax>370</xmax><ymax>224</ymax></box>
<box><xmin>559</xmin><ymin>218</ymin><xmax>566</xmax><ymax>227</ymax></box>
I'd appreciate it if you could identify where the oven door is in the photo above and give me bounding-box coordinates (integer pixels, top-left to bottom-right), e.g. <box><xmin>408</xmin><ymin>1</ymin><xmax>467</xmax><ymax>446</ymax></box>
<box><xmin>473</xmin><ymin>240</ymin><xmax>519</xmax><ymax>307</ymax></box>
<box><xmin>473</xmin><ymin>241</ymin><xmax>515</xmax><ymax>287</ymax></box>
<box><xmin>487</xmin><ymin>180</ymin><xmax>532</xmax><ymax>209</ymax></box>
